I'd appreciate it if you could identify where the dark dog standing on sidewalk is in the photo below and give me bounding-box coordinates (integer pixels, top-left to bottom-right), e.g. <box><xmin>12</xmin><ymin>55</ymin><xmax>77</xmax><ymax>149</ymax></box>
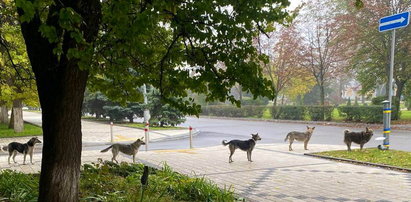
<box><xmin>1</xmin><ymin>137</ymin><xmax>42</xmax><ymax>165</ymax></box>
<box><xmin>222</xmin><ymin>133</ymin><xmax>261</xmax><ymax>163</ymax></box>
<box><xmin>101</xmin><ymin>138</ymin><xmax>146</xmax><ymax>163</ymax></box>
<box><xmin>344</xmin><ymin>127</ymin><xmax>373</xmax><ymax>151</ymax></box>
<box><xmin>284</xmin><ymin>126</ymin><xmax>315</xmax><ymax>151</ymax></box>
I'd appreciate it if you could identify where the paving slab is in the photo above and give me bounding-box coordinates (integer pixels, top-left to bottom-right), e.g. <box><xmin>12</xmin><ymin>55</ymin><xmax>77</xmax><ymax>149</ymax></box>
<box><xmin>1</xmin><ymin>141</ymin><xmax>410</xmax><ymax>201</ymax></box>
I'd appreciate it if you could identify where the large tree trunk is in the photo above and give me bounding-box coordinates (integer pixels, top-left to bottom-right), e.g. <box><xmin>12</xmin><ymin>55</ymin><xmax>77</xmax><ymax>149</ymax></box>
<box><xmin>10</xmin><ymin>99</ymin><xmax>24</xmax><ymax>132</ymax></box>
<box><xmin>17</xmin><ymin>1</ymin><xmax>101</xmax><ymax>201</ymax></box>
<box><xmin>8</xmin><ymin>108</ymin><xmax>14</xmax><ymax>129</ymax></box>
<box><xmin>0</xmin><ymin>105</ymin><xmax>8</xmax><ymax>124</ymax></box>
<box><xmin>319</xmin><ymin>84</ymin><xmax>325</xmax><ymax>106</ymax></box>
<box><xmin>393</xmin><ymin>80</ymin><xmax>405</xmax><ymax>120</ymax></box>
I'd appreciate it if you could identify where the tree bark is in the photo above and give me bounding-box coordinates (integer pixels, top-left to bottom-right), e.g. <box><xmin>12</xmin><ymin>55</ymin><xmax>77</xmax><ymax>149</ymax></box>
<box><xmin>394</xmin><ymin>80</ymin><xmax>405</xmax><ymax>120</ymax></box>
<box><xmin>319</xmin><ymin>84</ymin><xmax>325</xmax><ymax>106</ymax></box>
<box><xmin>17</xmin><ymin>1</ymin><xmax>101</xmax><ymax>201</ymax></box>
<box><xmin>0</xmin><ymin>105</ymin><xmax>9</xmax><ymax>124</ymax></box>
<box><xmin>8</xmin><ymin>108</ymin><xmax>14</xmax><ymax>129</ymax></box>
<box><xmin>11</xmin><ymin>99</ymin><xmax>24</xmax><ymax>132</ymax></box>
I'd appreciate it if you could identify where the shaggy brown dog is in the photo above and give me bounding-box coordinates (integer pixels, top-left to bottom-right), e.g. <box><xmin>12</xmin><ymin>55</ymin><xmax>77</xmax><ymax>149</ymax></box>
<box><xmin>344</xmin><ymin>127</ymin><xmax>373</xmax><ymax>151</ymax></box>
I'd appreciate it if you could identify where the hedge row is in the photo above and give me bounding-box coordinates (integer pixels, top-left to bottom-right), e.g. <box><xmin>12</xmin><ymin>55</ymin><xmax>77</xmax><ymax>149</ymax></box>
<box><xmin>338</xmin><ymin>105</ymin><xmax>398</xmax><ymax>123</ymax></box>
<box><xmin>201</xmin><ymin>105</ymin><xmax>394</xmax><ymax>123</ymax></box>
<box><xmin>201</xmin><ymin>105</ymin><xmax>267</xmax><ymax>118</ymax></box>
<box><xmin>271</xmin><ymin>106</ymin><xmax>334</xmax><ymax>121</ymax></box>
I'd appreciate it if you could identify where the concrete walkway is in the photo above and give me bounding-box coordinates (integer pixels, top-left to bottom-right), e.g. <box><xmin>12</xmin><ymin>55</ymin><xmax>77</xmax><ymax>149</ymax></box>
<box><xmin>1</xmin><ymin>143</ymin><xmax>410</xmax><ymax>201</ymax></box>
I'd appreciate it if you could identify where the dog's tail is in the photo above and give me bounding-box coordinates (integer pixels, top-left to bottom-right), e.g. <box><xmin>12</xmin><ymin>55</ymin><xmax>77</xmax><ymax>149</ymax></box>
<box><xmin>222</xmin><ymin>140</ymin><xmax>230</xmax><ymax>146</ymax></box>
<box><xmin>284</xmin><ymin>133</ymin><xmax>290</xmax><ymax>142</ymax></box>
<box><xmin>0</xmin><ymin>145</ymin><xmax>7</xmax><ymax>153</ymax></box>
<box><xmin>100</xmin><ymin>145</ymin><xmax>113</xmax><ymax>153</ymax></box>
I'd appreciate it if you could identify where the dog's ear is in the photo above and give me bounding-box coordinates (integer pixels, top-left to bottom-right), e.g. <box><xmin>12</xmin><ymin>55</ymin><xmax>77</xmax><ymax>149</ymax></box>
<box><xmin>306</xmin><ymin>126</ymin><xmax>309</xmax><ymax>129</ymax></box>
<box><xmin>141</xmin><ymin>137</ymin><xmax>144</xmax><ymax>140</ymax></box>
<box><xmin>366</xmin><ymin>127</ymin><xmax>369</xmax><ymax>132</ymax></box>
<box><xmin>312</xmin><ymin>127</ymin><xmax>315</xmax><ymax>130</ymax></box>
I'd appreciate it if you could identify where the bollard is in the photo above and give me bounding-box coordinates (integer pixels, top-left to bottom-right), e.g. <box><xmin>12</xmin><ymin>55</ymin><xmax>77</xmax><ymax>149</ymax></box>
<box><xmin>379</xmin><ymin>100</ymin><xmax>390</xmax><ymax>150</ymax></box>
<box><xmin>110</xmin><ymin>122</ymin><xmax>114</xmax><ymax>143</ymax></box>
<box><xmin>189</xmin><ymin>126</ymin><xmax>193</xmax><ymax>149</ymax></box>
<box><xmin>145</xmin><ymin>122</ymin><xmax>149</xmax><ymax>151</ymax></box>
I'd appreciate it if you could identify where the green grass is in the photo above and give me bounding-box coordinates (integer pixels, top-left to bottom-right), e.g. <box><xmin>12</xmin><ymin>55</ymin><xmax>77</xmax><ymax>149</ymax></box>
<box><xmin>0</xmin><ymin>162</ymin><xmax>236</xmax><ymax>201</ymax></box>
<box><xmin>314</xmin><ymin>148</ymin><xmax>411</xmax><ymax>169</ymax></box>
<box><xmin>0</xmin><ymin>123</ymin><xmax>42</xmax><ymax>138</ymax></box>
<box><xmin>122</xmin><ymin>123</ymin><xmax>185</xmax><ymax>130</ymax></box>
<box><xmin>400</xmin><ymin>110</ymin><xmax>411</xmax><ymax>120</ymax></box>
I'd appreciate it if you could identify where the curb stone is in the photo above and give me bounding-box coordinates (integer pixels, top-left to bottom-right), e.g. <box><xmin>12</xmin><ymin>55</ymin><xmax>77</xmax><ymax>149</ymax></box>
<box><xmin>304</xmin><ymin>153</ymin><xmax>411</xmax><ymax>173</ymax></box>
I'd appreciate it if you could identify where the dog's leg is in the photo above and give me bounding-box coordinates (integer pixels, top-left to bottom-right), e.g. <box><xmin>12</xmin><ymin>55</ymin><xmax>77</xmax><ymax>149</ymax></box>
<box><xmin>289</xmin><ymin>138</ymin><xmax>294</xmax><ymax>151</ymax></box>
<box><xmin>23</xmin><ymin>153</ymin><xmax>27</xmax><ymax>165</ymax></box>
<box><xmin>8</xmin><ymin>152</ymin><xmax>12</xmax><ymax>164</ymax></box>
<box><xmin>346</xmin><ymin>142</ymin><xmax>351</xmax><ymax>151</ymax></box>
<box><xmin>248</xmin><ymin>151</ymin><xmax>253</xmax><ymax>162</ymax></box>
<box><xmin>12</xmin><ymin>151</ymin><xmax>17</xmax><ymax>163</ymax></box>
<box><xmin>112</xmin><ymin>149</ymin><xmax>119</xmax><ymax>163</ymax></box>
<box><xmin>360</xmin><ymin>143</ymin><xmax>364</xmax><ymax>150</ymax></box>
<box><xmin>229</xmin><ymin>145</ymin><xmax>235</xmax><ymax>163</ymax></box>
<box><xmin>132</xmin><ymin>154</ymin><xmax>135</xmax><ymax>163</ymax></box>
<box><xmin>304</xmin><ymin>140</ymin><xmax>309</xmax><ymax>150</ymax></box>
<box><xmin>30</xmin><ymin>152</ymin><xmax>34</xmax><ymax>164</ymax></box>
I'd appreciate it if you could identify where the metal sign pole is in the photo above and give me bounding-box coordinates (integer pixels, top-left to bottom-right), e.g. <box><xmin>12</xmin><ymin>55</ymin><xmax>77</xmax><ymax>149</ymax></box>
<box><xmin>110</xmin><ymin>122</ymin><xmax>114</xmax><ymax>143</ymax></box>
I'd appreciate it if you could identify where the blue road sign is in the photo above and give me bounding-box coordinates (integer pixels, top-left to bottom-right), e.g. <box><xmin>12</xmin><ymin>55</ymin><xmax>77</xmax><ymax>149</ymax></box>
<box><xmin>379</xmin><ymin>11</ymin><xmax>410</xmax><ymax>32</ymax></box>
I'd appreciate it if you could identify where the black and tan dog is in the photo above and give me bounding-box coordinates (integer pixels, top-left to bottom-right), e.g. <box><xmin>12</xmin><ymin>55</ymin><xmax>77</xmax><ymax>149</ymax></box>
<box><xmin>284</xmin><ymin>126</ymin><xmax>315</xmax><ymax>151</ymax></box>
<box><xmin>344</xmin><ymin>127</ymin><xmax>373</xmax><ymax>151</ymax></box>
<box><xmin>1</xmin><ymin>137</ymin><xmax>42</xmax><ymax>165</ymax></box>
<box><xmin>101</xmin><ymin>138</ymin><xmax>146</xmax><ymax>163</ymax></box>
<box><xmin>222</xmin><ymin>133</ymin><xmax>261</xmax><ymax>163</ymax></box>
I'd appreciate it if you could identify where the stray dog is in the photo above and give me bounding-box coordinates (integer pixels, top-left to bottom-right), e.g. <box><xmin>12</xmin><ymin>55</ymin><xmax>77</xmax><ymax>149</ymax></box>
<box><xmin>222</xmin><ymin>133</ymin><xmax>261</xmax><ymax>163</ymax></box>
<box><xmin>344</xmin><ymin>127</ymin><xmax>373</xmax><ymax>151</ymax></box>
<box><xmin>1</xmin><ymin>137</ymin><xmax>42</xmax><ymax>165</ymax></box>
<box><xmin>284</xmin><ymin>126</ymin><xmax>315</xmax><ymax>151</ymax></box>
<box><xmin>100</xmin><ymin>138</ymin><xmax>145</xmax><ymax>163</ymax></box>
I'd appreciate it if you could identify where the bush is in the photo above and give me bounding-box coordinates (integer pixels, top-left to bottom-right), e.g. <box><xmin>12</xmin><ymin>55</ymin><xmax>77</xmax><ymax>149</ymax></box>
<box><xmin>201</xmin><ymin>105</ymin><xmax>267</xmax><ymax>118</ymax></box>
<box><xmin>0</xmin><ymin>162</ymin><xmax>235</xmax><ymax>202</ymax></box>
<box><xmin>337</xmin><ymin>105</ymin><xmax>398</xmax><ymax>123</ymax></box>
<box><xmin>306</xmin><ymin>106</ymin><xmax>334</xmax><ymax>121</ymax></box>
<box><xmin>271</xmin><ymin>106</ymin><xmax>306</xmax><ymax>120</ymax></box>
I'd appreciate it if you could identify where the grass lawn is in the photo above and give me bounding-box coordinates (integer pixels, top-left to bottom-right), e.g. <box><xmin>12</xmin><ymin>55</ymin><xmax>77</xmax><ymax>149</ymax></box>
<box><xmin>0</xmin><ymin>123</ymin><xmax>42</xmax><ymax>138</ymax></box>
<box><xmin>314</xmin><ymin>148</ymin><xmax>411</xmax><ymax>169</ymax></box>
<box><xmin>400</xmin><ymin>110</ymin><xmax>411</xmax><ymax>120</ymax></box>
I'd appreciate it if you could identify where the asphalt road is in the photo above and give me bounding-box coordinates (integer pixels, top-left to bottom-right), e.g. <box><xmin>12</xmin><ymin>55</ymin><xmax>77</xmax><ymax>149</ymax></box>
<box><xmin>151</xmin><ymin>117</ymin><xmax>411</xmax><ymax>152</ymax></box>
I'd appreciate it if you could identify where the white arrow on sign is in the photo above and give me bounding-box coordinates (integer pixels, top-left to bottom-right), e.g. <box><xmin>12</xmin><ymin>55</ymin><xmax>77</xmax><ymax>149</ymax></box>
<box><xmin>380</xmin><ymin>17</ymin><xmax>406</xmax><ymax>26</ymax></box>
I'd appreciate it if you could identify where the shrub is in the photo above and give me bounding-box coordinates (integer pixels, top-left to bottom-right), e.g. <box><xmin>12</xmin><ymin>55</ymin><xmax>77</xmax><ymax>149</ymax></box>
<box><xmin>0</xmin><ymin>162</ymin><xmax>235</xmax><ymax>202</ymax></box>
<box><xmin>337</xmin><ymin>105</ymin><xmax>397</xmax><ymax>123</ymax></box>
<box><xmin>306</xmin><ymin>106</ymin><xmax>334</xmax><ymax>121</ymax></box>
<box><xmin>201</xmin><ymin>105</ymin><xmax>267</xmax><ymax>118</ymax></box>
<box><xmin>271</xmin><ymin>106</ymin><xmax>306</xmax><ymax>120</ymax></box>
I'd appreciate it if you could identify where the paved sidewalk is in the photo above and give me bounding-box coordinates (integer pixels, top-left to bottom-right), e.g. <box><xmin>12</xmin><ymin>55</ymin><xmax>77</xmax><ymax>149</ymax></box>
<box><xmin>2</xmin><ymin>143</ymin><xmax>410</xmax><ymax>201</ymax></box>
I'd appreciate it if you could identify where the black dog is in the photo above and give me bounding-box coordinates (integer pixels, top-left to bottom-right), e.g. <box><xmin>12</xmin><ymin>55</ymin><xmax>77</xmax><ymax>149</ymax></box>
<box><xmin>2</xmin><ymin>137</ymin><xmax>42</xmax><ymax>164</ymax></box>
<box><xmin>344</xmin><ymin>128</ymin><xmax>373</xmax><ymax>151</ymax></box>
<box><xmin>222</xmin><ymin>133</ymin><xmax>261</xmax><ymax>163</ymax></box>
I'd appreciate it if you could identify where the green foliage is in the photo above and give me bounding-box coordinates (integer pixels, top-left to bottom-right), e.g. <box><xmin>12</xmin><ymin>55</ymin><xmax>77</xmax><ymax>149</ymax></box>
<box><xmin>241</xmin><ymin>96</ymin><xmax>269</xmax><ymax>105</ymax></box>
<box><xmin>315</xmin><ymin>148</ymin><xmax>411</xmax><ymax>169</ymax></box>
<box><xmin>271</xmin><ymin>105</ymin><xmax>305</xmax><ymax>120</ymax></box>
<box><xmin>103</xmin><ymin>105</ymin><xmax>133</xmax><ymax>122</ymax></box>
<box><xmin>306</xmin><ymin>106</ymin><xmax>334</xmax><ymax>121</ymax></box>
<box><xmin>0</xmin><ymin>162</ymin><xmax>235</xmax><ymax>201</ymax></box>
<box><xmin>0</xmin><ymin>123</ymin><xmax>42</xmax><ymax>138</ymax></box>
<box><xmin>338</xmin><ymin>105</ymin><xmax>398</xmax><ymax>123</ymax></box>
<box><xmin>148</xmin><ymin>89</ymin><xmax>186</xmax><ymax>127</ymax></box>
<box><xmin>201</xmin><ymin>105</ymin><xmax>267</xmax><ymax>118</ymax></box>
<box><xmin>346</xmin><ymin>98</ymin><xmax>351</xmax><ymax>106</ymax></box>
<box><xmin>87</xmin><ymin>0</ymin><xmax>293</xmax><ymax>115</ymax></box>
<box><xmin>0</xmin><ymin>170</ymin><xmax>39</xmax><ymax>201</ymax></box>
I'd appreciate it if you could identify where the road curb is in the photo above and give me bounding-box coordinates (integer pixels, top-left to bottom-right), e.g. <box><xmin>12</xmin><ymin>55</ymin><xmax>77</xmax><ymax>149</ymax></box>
<box><xmin>304</xmin><ymin>153</ymin><xmax>411</xmax><ymax>173</ymax></box>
